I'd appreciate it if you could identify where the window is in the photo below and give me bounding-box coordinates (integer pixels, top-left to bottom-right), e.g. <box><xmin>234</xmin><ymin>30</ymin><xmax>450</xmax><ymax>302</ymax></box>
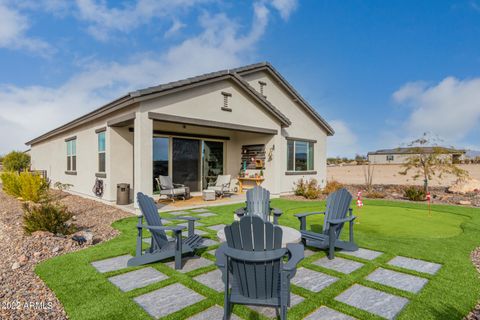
<box><xmin>287</xmin><ymin>140</ymin><xmax>314</xmax><ymax>171</ymax></box>
<box><xmin>386</xmin><ymin>155</ymin><xmax>394</xmax><ymax>161</ymax></box>
<box><xmin>66</xmin><ymin>139</ymin><xmax>76</xmax><ymax>172</ymax></box>
<box><xmin>98</xmin><ymin>131</ymin><xmax>106</xmax><ymax>172</ymax></box>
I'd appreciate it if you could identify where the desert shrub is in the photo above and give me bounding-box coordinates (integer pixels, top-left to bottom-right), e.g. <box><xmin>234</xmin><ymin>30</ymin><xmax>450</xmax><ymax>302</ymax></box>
<box><xmin>294</xmin><ymin>178</ymin><xmax>321</xmax><ymax>199</ymax></box>
<box><xmin>294</xmin><ymin>178</ymin><xmax>307</xmax><ymax>196</ymax></box>
<box><xmin>403</xmin><ymin>186</ymin><xmax>426</xmax><ymax>201</ymax></box>
<box><xmin>2</xmin><ymin>151</ymin><xmax>30</xmax><ymax>172</ymax></box>
<box><xmin>1</xmin><ymin>171</ymin><xmax>49</xmax><ymax>202</ymax></box>
<box><xmin>23</xmin><ymin>202</ymin><xmax>75</xmax><ymax>235</ymax></box>
<box><xmin>322</xmin><ymin>180</ymin><xmax>344</xmax><ymax>195</ymax></box>
<box><xmin>365</xmin><ymin>191</ymin><xmax>385</xmax><ymax>199</ymax></box>
<box><xmin>1</xmin><ymin>171</ymin><xmax>22</xmax><ymax>197</ymax></box>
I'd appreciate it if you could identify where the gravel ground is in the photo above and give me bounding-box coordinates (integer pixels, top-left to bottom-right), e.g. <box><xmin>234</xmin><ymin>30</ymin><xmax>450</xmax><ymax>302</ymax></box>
<box><xmin>0</xmin><ymin>189</ymin><xmax>131</xmax><ymax>320</ymax></box>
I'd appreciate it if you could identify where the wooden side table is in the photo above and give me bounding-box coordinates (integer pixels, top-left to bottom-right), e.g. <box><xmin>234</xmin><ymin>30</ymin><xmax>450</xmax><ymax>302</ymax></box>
<box><xmin>237</xmin><ymin>177</ymin><xmax>265</xmax><ymax>193</ymax></box>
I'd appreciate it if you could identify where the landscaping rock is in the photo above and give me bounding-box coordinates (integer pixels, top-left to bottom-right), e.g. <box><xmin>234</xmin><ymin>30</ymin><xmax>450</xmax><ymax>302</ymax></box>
<box><xmin>458</xmin><ymin>200</ymin><xmax>472</xmax><ymax>206</ymax></box>
<box><xmin>448</xmin><ymin>178</ymin><xmax>480</xmax><ymax>194</ymax></box>
<box><xmin>0</xmin><ymin>188</ymin><xmax>131</xmax><ymax>320</ymax></box>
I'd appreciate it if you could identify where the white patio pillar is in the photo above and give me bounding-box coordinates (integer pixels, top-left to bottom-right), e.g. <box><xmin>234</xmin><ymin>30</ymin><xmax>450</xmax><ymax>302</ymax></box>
<box><xmin>133</xmin><ymin>111</ymin><xmax>153</xmax><ymax>207</ymax></box>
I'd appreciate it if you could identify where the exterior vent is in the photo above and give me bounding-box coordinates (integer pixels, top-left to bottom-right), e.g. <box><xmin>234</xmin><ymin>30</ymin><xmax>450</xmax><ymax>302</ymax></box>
<box><xmin>221</xmin><ymin>91</ymin><xmax>232</xmax><ymax>112</ymax></box>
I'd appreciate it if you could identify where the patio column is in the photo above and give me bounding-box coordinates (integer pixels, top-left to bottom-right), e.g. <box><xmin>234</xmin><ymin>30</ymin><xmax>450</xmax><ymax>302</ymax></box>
<box><xmin>133</xmin><ymin>111</ymin><xmax>153</xmax><ymax>207</ymax></box>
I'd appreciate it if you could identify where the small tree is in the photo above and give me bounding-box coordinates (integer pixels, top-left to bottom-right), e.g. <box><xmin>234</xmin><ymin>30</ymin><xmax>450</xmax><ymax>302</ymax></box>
<box><xmin>363</xmin><ymin>162</ymin><xmax>375</xmax><ymax>192</ymax></box>
<box><xmin>2</xmin><ymin>151</ymin><xmax>31</xmax><ymax>172</ymax></box>
<box><xmin>399</xmin><ymin>134</ymin><xmax>468</xmax><ymax>192</ymax></box>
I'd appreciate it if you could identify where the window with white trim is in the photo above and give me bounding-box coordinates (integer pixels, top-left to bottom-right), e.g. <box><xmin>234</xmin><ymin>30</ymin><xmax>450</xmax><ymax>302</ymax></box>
<box><xmin>98</xmin><ymin>131</ymin><xmax>106</xmax><ymax>173</ymax></box>
<box><xmin>287</xmin><ymin>140</ymin><xmax>314</xmax><ymax>171</ymax></box>
<box><xmin>66</xmin><ymin>139</ymin><xmax>76</xmax><ymax>172</ymax></box>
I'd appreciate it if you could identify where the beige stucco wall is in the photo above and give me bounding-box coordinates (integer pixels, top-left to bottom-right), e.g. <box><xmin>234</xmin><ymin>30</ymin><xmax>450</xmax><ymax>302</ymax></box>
<box><xmin>30</xmin><ymin>70</ymin><xmax>330</xmax><ymax>201</ymax></box>
<box><xmin>30</xmin><ymin>107</ymin><xmax>137</xmax><ymax>202</ymax></box>
<box><xmin>241</xmin><ymin>71</ymin><xmax>329</xmax><ymax>193</ymax></box>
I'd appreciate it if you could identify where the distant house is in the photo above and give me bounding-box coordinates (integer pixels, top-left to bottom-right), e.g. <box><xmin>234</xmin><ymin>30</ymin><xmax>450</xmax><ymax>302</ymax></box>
<box><xmin>367</xmin><ymin>147</ymin><xmax>466</xmax><ymax>164</ymax></box>
<box><xmin>25</xmin><ymin>62</ymin><xmax>334</xmax><ymax>203</ymax></box>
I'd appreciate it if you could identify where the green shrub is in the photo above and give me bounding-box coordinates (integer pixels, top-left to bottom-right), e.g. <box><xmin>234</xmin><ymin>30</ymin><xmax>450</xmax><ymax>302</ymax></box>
<box><xmin>23</xmin><ymin>202</ymin><xmax>75</xmax><ymax>235</ymax></box>
<box><xmin>1</xmin><ymin>171</ymin><xmax>49</xmax><ymax>202</ymax></box>
<box><xmin>322</xmin><ymin>180</ymin><xmax>344</xmax><ymax>195</ymax></box>
<box><xmin>294</xmin><ymin>178</ymin><xmax>321</xmax><ymax>199</ymax></box>
<box><xmin>403</xmin><ymin>186</ymin><xmax>426</xmax><ymax>201</ymax></box>
<box><xmin>2</xmin><ymin>151</ymin><xmax>30</xmax><ymax>172</ymax></box>
<box><xmin>294</xmin><ymin>178</ymin><xmax>307</xmax><ymax>196</ymax></box>
<box><xmin>1</xmin><ymin>171</ymin><xmax>21</xmax><ymax>197</ymax></box>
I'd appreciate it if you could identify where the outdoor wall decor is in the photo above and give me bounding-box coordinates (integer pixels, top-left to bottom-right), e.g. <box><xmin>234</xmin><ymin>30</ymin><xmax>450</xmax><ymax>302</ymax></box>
<box><xmin>241</xmin><ymin>144</ymin><xmax>266</xmax><ymax>169</ymax></box>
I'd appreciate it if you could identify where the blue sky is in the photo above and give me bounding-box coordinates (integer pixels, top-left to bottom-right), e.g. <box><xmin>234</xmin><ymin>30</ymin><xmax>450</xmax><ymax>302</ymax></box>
<box><xmin>0</xmin><ymin>0</ymin><xmax>479</xmax><ymax>156</ymax></box>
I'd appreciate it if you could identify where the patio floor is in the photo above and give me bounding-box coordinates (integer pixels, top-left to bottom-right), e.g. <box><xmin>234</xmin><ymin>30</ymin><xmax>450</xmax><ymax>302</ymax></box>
<box><xmin>89</xmin><ymin>206</ymin><xmax>442</xmax><ymax>320</ymax></box>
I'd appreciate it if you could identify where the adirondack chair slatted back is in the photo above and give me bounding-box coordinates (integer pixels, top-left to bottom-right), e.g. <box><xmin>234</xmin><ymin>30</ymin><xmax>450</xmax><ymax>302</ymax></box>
<box><xmin>245</xmin><ymin>186</ymin><xmax>271</xmax><ymax>221</ymax></box>
<box><xmin>224</xmin><ymin>216</ymin><xmax>283</xmax><ymax>299</ymax></box>
<box><xmin>215</xmin><ymin>174</ymin><xmax>231</xmax><ymax>187</ymax></box>
<box><xmin>137</xmin><ymin>193</ymin><xmax>169</xmax><ymax>246</ymax></box>
<box><xmin>159</xmin><ymin>175</ymin><xmax>174</xmax><ymax>190</ymax></box>
<box><xmin>323</xmin><ymin>188</ymin><xmax>352</xmax><ymax>238</ymax></box>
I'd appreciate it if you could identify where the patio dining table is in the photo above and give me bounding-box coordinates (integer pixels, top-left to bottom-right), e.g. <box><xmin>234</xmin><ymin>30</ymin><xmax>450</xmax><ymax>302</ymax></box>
<box><xmin>217</xmin><ymin>225</ymin><xmax>302</xmax><ymax>247</ymax></box>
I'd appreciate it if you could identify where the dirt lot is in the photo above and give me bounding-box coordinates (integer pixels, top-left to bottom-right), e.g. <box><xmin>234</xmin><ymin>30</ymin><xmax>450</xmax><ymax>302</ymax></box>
<box><xmin>327</xmin><ymin>164</ymin><xmax>480</xmax><ymax>187</ymax></box>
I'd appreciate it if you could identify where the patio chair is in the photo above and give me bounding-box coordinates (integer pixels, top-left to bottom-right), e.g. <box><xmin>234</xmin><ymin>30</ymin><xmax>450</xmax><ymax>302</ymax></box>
<box><xmin>235</xmin><ymin>186</ymin><xmax>282</xmax><ymax>224</ymax></box>
<box><xmin>295</xmin><ymin>188</ymin><xmax>358</xmax><ymax>259</ymax></box>
<box><xmin>156</xmin><ymin>175</ymin><xmax>187</xmax><ymax>202</ymax></box>
<box><xmin>207</xmin><ymin>174</ymin><xmax>231</xmax><ymax>198</ymax></box>
<box><xmin>127</xmin><ymin>192</ymin><xmax>203</xmax><ymax>269</ymax></box>
<box><xmin>215</xmin><ymin>216</ymin><xmax>304</xmax><ymax>320</ymax></box>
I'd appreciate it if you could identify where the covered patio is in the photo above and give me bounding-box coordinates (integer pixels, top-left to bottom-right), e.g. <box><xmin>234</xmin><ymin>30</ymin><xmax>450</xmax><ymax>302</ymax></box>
<box><xmin>108</xmin><ymin>111</ymin><xmax>282</xmax><ymax>206</ymax></box>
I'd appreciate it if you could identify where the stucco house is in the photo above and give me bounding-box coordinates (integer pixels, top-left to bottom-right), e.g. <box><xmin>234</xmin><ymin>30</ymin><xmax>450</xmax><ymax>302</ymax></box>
<box><xmin>368</xmin><ymin>147</ymin><xmax>466</xmax><ymax>164</ymax></box>
<box><xmin>26</xmin><ymin>62</ymin><xmax>334</xmax><ymax>204</ymax></box>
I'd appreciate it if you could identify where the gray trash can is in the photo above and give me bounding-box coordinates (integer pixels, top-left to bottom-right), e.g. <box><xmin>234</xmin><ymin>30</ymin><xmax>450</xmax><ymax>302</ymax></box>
<box><xmin>117</xmin><ymin>183</ymin><xmax>130</xmax><ymax>205</ymax></box>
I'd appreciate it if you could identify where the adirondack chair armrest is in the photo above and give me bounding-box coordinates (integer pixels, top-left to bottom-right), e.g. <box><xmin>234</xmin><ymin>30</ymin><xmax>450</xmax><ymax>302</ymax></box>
<box><xmin>235</xmin><ymin>207</ymin><xmax>246</xmax><ymax>217</ymax></box>
<box><xmin>328</xmin><ymin>215</ymin><xmax>356</xmax><ymax>225</ymax></box>
<box><xmin>168</xmin><ymin>216</ymin><xmax>200</xmax><ymax>221</ymax></box>
<box><xmin>272</xmin><ymin>208</ymin><xmax>283</xmax><ymax>216</ymax></box>
<box><xmin>223</xmin><ymin>246</ymin><xmax>287</xmax><ymax>262</ymax></box>
<box><xmin>137</xmin><ymin>224</ymin><xmax>186</xmax><ymax>232</ymax></box>
<box><xmin>283</xmin><ymin>243</ymin><xmax>304</xmax><ymax>272</ymax></box>
<box><xmin>172</xmin><ymin>183</ymin><xmax>185</xmax><ymax>188</ymax></box>
<box><xmin>294</xmin><ymin>211</ymin><xmax>326</xmax><ymax>218</ymax></box>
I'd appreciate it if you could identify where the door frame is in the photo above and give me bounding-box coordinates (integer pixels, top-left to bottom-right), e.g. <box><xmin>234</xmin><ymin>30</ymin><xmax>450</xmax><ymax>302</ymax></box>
<box><xmin>153</xmin><ymin>133</ymin><xmax>226</xmax><ymax>190</ymax></box>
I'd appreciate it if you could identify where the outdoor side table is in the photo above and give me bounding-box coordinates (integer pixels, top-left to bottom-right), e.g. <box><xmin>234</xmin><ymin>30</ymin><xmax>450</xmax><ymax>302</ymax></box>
<box><xmin>217</xmin><ymin>225</ymin><xmax>301</xmax><ymax>247</ymax></box>
<box><xmin>202</xmin><ymin>189</ymin><xmax>216</xmax><ymax>201</ymax></box>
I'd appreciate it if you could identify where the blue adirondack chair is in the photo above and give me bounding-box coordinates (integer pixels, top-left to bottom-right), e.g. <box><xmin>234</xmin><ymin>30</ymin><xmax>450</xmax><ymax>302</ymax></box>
<box><xmin>235</xmin><ymin>186</ymin><xmax>282</xmax><ymax>224</ymax></box>
<box><xmin>295</xmin><ymin>188</ymin><xmax>358</xmax><ymax>259</ymax></box>
<box><xmin>216</xmin><ymin>216</ymin><xmax>304</xmax><ymax>320</ymax></box>
<box><xmin>128</xmin><ymin>192</ymin><xmax>203</xmax><ymax>269</ymax></box>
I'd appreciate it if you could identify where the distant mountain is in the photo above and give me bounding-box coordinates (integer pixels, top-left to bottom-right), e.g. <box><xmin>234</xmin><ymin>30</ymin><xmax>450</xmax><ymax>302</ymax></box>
<box><xmin>466</xmin><ymin>150</ymin><xmax>480</xmax><ymax>158</ymax></box>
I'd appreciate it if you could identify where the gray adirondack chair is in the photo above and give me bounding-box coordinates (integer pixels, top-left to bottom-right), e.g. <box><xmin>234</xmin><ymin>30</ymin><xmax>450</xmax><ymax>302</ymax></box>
<box><xmin>128</xmin><ymin>192</ymin><xmax>203</xmax><ymax>269</ymax></box>
<box><xmin>215</xmin><ymin>216</ymin><xmax>304</xmax><ymax>320</ymax></box>
<box><xmin>235</xmin><ymin>186</ymin><xmax>282</xmax><ymax>224</ymax></box>
<box><xmin>295</xmin><ymin>188</ymin><xmax>358</xmax><ymax>259</ymax></box>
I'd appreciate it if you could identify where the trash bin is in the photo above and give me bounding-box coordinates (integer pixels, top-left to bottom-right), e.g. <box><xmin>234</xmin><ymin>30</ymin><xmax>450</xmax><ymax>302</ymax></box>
<box><xmin>117</xmin><ymin>183</ymin><xmax>130</xmax><ymax>205</ymax></box>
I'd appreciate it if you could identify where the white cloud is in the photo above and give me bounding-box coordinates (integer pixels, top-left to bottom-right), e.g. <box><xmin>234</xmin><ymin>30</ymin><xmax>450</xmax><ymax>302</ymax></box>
<box><xmin>164</xmin><ymin>19</ymin><xmax>186</xmax><ymax>38</ymax></box>
<box><xmin>74</xmin><ymin>0</ymin><xmax>209</xmax><ymax>41</ymax></box>
<box><xmin>327</xmin><ymin>120</ymin><xmax>358</xmax><ymax>158</ymax></box>
<box><xmin>393</xmin><ymin>77</ymin><xmax>480</xmax><ymax>143</ymax></box>
<box><xmin>269</xmin><ymin>0</ymin><xmax>298</xmax><ymax>20</ymax></box>
<box><xmin>0</xmin><ymin>2</ymin><xmax>291</xmax><ymax>153</ymax></box>
<box><xmin>0</xmin><ymin>3</ymin><xmax>52</xmax><ymax>55</ymax></box>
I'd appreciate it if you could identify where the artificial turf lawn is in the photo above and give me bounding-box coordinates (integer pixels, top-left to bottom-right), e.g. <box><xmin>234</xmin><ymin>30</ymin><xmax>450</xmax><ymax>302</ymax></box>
<box><xmin>35</xmin><ymin>199</ymin><xmax>480</xmax><ymax>320</ymax></box>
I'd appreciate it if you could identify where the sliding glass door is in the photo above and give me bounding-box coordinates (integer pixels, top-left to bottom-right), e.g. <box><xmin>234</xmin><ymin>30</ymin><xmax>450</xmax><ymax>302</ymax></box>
<box><xmin>172</xmin><ymin>138</ymin><xmax>201</xmax><ymax>191</ymax></box>
<box><xmin>202</xmin><ymin>141</ymin><xmax>224</xmax><ymax>188</ymax></box>
<box><xmin>153</xmin><ymin>136</ymin><xmax>224</xmax><ymax>192</ymax></box>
